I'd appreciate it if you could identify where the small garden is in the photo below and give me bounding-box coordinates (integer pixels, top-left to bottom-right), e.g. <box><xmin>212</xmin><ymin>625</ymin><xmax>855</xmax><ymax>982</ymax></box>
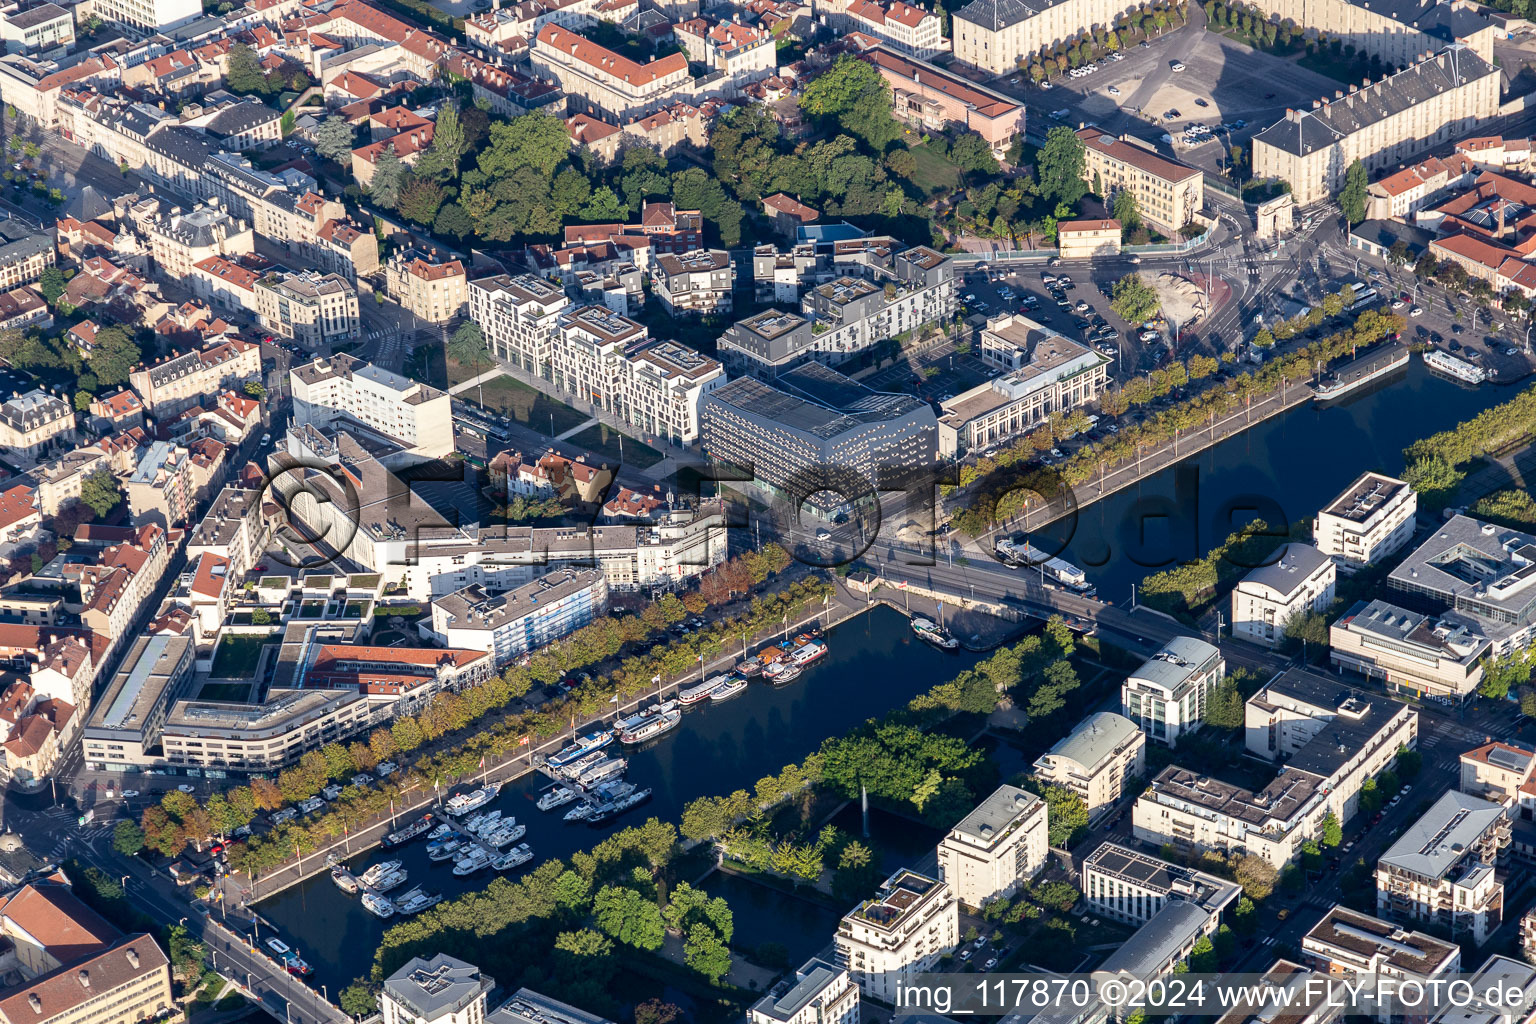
<box><xmin>209</xmin><ymin>634</ymin><xmax>271</xmax><ymax>679</ymax></box>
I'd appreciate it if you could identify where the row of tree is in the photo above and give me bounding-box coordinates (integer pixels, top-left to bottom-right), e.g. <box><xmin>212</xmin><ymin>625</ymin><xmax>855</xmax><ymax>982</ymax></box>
<box><xmin>1402</xmin><ymin>380</ymin><xmax>1536</xmax><ymax>505</ymax></box>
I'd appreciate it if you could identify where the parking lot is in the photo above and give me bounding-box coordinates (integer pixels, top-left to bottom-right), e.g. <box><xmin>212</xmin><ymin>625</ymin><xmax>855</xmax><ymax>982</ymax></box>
<box><xmin>993</xmin><ymin>15</ymin><xmax>1344</xmax><ymax>172</ymax></box>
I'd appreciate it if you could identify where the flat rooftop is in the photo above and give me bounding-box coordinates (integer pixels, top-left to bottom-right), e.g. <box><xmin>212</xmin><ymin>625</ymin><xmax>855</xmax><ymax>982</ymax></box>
<box><xmin>1083</xmin><ymin>842</ymin><xmax>1240</xmax><ymax>913</ymax></box>
<box><xmin>86</xmin><ymin>635</ymin><xmax>188</xmax><ymax>736</ymax></box>
<box><xmin>1322</xmin><ymin>472</ymin><xmax>1411</xmax><ymax>524</ymax></box>
<box><xmin>950</xmin><ymin>784</ymin><xmax>1040</xmax><ymax>845</ymax></box>
<box><xmin>1303</xmin><ymin>906</ymin><xmax>1460</xmax><ymax>975</ymax></box>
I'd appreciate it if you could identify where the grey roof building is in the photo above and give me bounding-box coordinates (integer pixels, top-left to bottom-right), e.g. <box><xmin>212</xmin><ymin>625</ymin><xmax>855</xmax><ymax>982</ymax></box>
<box><xmin>748</xmin><ymin>957</ymin><xmax>859</xmax><ymax>1024</ymax></box>
<box><xmin>1388</xmin><ymin>514</ymin><xmax>1536</xmax><ymax>654</ymax></box>
<box><xmin>701</xmin><ymin>362</ymin><xmax>937</xmax><ymax>515</ymax></box>
<box><xmin>490</xmin><ymin>990</ymin><xmax>615</xmax><ymax>1024</ymax></box>
<box><xmin>1379</xmin><ymin>790</ymin><xmax>1507</xmax><ymax>880</ymax></box>
<box><xmin>1034</xmin><ymin>712</ymin><xmax>1145</xmax><ymax>815</ymax></box>
<box><xmin>1121</xmin><ymin>636</ymin><xmax>1225</xmax><ymax>746</ymax></box>
<box><xmin>382</xmin><ymin>955</ymin><xmax>494</xmax><ymax>1024</ymax></box>
<box><xmin>1092</xmin><ymin>899</ymin><xmax>1216</xmax><ymax>985</ymax></box>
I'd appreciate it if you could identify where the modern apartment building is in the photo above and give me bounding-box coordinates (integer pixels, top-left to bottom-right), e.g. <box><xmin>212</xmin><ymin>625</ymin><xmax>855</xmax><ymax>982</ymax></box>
<box><xmin>1376</xmin><ymin>790</ymin><xmax>1510</xmax><ymax>945</ymax></box>
<box><xmin>531</xmin><ymin>24</ymin><xmax>693</xmax><ymax>121</ymax></box>
<box><xmin>651</xmin><ymin>249</ymin><xmax>734</xmax><ymax>315</ymax></box>
<box><xmin>81</xmin><ymin>634</ymin><xmax>193</xmax><ymax>769</ymax></box>
<box><xmin>936</xmin><ymin>784</ymin><xmax>1047</xmax><ymax>908</ymax></box>
<box><xmin>385</xmin><ymin>248</ymin><xmax>469</xmax><ymax>324</ymax></box>
<box><xmin>1231</xmin><ymin>542</ymin><xmax>1336</xmax><ymax>647</ymax></box>
<box><xmin>291</xmin><ymin>353</ymin><xmax>455</xmax><ymax>458</ymax></box>
<box><xmin>833</xmin><ymin>869</ymin><xmax>957</xmax><ymax>1002</ymax></box>
<box><xmin>701</xmin><ymin>363</ymin><xmax>938</xmax><ymax>515</ymax></box>
<box><xmin>1387</xmin><ymin>514</ymin><xmax>1536</xmax><ymax>657</ymax></box>
<box><xmin>426</xmin><ymin>569</ymin><xmax>609</xmax><ymax>667</ymax></box>
<box><xmin>1081</xmin><ymin>842</ymin><xmax>1240</xmax><ymax>927</ymax></box>
<box><xmin>1301</xmin><ymin>905</ymin><xmax>1462</xmax><ymax>980</ymax></box>
<box><xmin>382</xmin><ymin>955</ymin><xmax>494</xmax><ymax>1024</ymax></box>
<box><xmin>1120</xmin><ymin>636</ymin><xmax>1224</xmax><ymax>746</ymax></box>
<box><xmin>128</xmin><ymin>338</ymin><xmax>261</xmax><ymax>417</ymax></box>
<box><xmin>91</xmin><ymin>0</ymin><xmax>199</xmax><ymax>32</ymax></box>
<box><xmin>1313</xmin><ymin>472</ymin><xmax>1417</xmax><ymax>570</ymax></box>
<box><xmin>1330</xmin><ymin>598</ymin><xmax>1489</xmax><ymax>700</ymax></box>
<box><xmin>747</xmin><ymin>958</ymin><xmax>859</xmax><ymax>1024</ymax></box>
<box><xmin>952</xmin><ymin>0</ymin><xmax>1132</xmax><ymax>73</ymax></box>
<box><xmin>255</xmin><ymin>270</ymin><xmax>360</xmax><ymax>349</ymax></box>
<box><xmin>553</xmin><ymin>306</ymin><xmax>725</xmax><ymax>445</ymax></box>
<box><xmin>468</xmin><ymin>273</ymin><xmax>571</xmax><ymax>378</ymax></box>
<box><xmin>1252</xmin><ymin>47</ymin><xmax>1499</xmax><ymax>206</ymax></box>
<box><xmin>717</xmin><ymin>244</ymin><xmax>954</xmax><ymax>376</ymax></box>
<box><xmin>1033</xmin><ymin>711</ymin><xmax>1144</xmax><ymax>817</ymax></box>
<box><xmin>1076</xmin><ymin>126</ymin><xmax>1204</xmax><ymax>236</ymax></box>
<box><xmin>159</xmin><ymin>688</ymin><xmax>377</xmax><ymax>772</ymax></box>
<box><xmin>0</xmin><ymin>389</ymin><xmax>73</xmax><ymax>462</ymax></box>
<box><xmin>0</xmin><ymin>4</ymin><xmax>75</xmax><ymax>56</ymax></box>
<box><xmin>939</xmin><ymin>314</ymin><xmax>1109</xmax><ymax>456</ymax></box>
<box><xmin>125</xmin><ymin>441</ymin><xmax>194</xmax><ymax>529</ymax></box>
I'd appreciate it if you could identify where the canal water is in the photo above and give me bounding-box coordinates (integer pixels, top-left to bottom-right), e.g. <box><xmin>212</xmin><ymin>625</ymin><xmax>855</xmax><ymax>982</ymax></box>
<box><xmin>258</xmin><ymin>358</ymin><xmax>1517</xmax><ymax>990</ymax></box>
<box><xmin>255</xmin><ymin>604</ymin><xmax>986</xmax><ymax>989</ymax></box>
<box><xmin>1036</xmin><ymin>358</ymin><xmax>1516</xmax><ymax>600</ymax></box>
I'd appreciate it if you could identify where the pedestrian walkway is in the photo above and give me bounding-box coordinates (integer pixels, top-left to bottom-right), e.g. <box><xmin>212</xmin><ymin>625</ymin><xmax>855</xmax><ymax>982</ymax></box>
<box><xmin>447</xmin><ymin>368</ymin><xmax>503</xmax><ymax>396</ymax></box>
<box><xmin>553</xmin><ymin>417</ymin><xmax>598</xmax><ymax>442</ymax></box>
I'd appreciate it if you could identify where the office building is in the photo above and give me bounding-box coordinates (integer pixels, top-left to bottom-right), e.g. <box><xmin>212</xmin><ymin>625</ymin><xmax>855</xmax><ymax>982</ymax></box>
<box><xmin>833</xmin><ymin>869</ymin><xmax>957</xmax><ymax>1003</ymax></box>
<box><xmin>1389</xmin><ymin>514</ymin><xmax>1536</xmax><ymax>656</ymax></box>
<box><xmin>935</xmin><ymin>784</ymin><xmax>1047</xmax><ymax>908</ymax></box>
<box><xmin>1033</xmin><ymin>711</ymin><xmax>1144</xmax><ymax>817</ymax></box>
<box><xmin>1231</xmin><ymin>543</ymin><xmax>1336</xmax><ymax>647</ymax></box>
<box><xmin>0</xmin><ymin>4</ymin><xmax>74</xmax><ymax>56</ymax></box>
<box><xmin>1330</xmin><ymin>599</ymin><xmax>1488</xmax><ymax>700</ymax></box>
<box><xmin>1252</xmin><ymin>47</ymin><xmax>1499</xmax><ymax>207</ymax></box>
<box><xmin>1081</xmin><ymin>842</ymin><xmax>1240</xmax><ymax>927</ymax></box>
<box><xmin>1376</xmin><ymin>790</ymin><xmax>1509</xmax><ymax>945</ymax></box>
<box><xmin>939</xmin><ymin>314</ymin><xmax>1109</xmax><ymax>456</ymax></box>
<box><xmin>1090</xmin><ymin>898</ymin><xmax>1224</xmax><ymax>992</ymax></box>
<box><xmin>91</xmin><ymin>0</ymin><xmax>198</xmax><ymax>31</ymax></box>
<box><xmin>291</xmin><ymin>353</ymin><xmax>454</xmax><ymax>458</ymax></box>
<box><xmin>382</xmin><ymin>955</ymin><xmax>494</xmax><ymax>1024</ymax></box>
<box><xmin>701</xmin><ymin>363</ymin><xmax>937</xmax><ymax>515</ymax></box>
<box><xmin>1314</xmin><ymin>472</ymin><xmax>1417</xmax><ymax>570</ymax></box>
<box><xmin>1120</xmin><ymin>636</ymin><xmax>1224</xmax><ymax>746</ymax></box>
<box><xmin>427</xmin><ymin>570</ymin><xmax>608</xmax><ymax>668</ymax></box>
<box><xmin>159</xmin><ymin>688</ymin><xmax>376</xmax><ymax>772</ymax></box>
<box><xmin>1301</xmin><ymin>906</ymin><xmax>1462</xmax><ymax>980</ymax></box>
<box><xmin>747</xmin><ymin>958</ymin><xmax>859</xmax><ymax>1024</ymax></box>
<box><xmin>1077</xmin><ymin>126</ymin><xmax>1204</xmax><ymax>236</ymax></box>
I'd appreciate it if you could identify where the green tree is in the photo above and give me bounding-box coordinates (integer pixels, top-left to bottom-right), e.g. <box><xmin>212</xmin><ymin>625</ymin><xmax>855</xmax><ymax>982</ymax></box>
<box><xmin>432</xmin><ymin>202</ymin><xmax>473</xmax><ymax>240</ymax></box>
<box><xmin>1111</xmin><ymin>273</ymin><xmax>1160</xmax><ymax>323</ymax></box>
<box><xmin>1202</xmin><ymin>678</ymin><xmax>1245</xmax><ymax>729</ymax></box>
<box><xmin>1338</xmin><ymin>158</ymin><xmax>1369</xmax><ymax>224</ymax></box>
<box><xmin>684</xmin><ymin>923</ymin><xmax>732</xmax><ymax>984</ymax></box>
<box><xmin>1111</xmin><ymin>189</ymin><xmax>1141</xmax><ymax>232</ymax></box>
<box><xmin>396</xmin><ymin>178</ymin><xmax>444</xmax><ymax>226</ymax></box>
<box><xmin>314</xmin><ymin>117</ymin><xmax>357</xmax><ymax>163</ymax></box>
<box><xmin>225</xmin><ymin>43</ymin><xmax>270</xmax><ymax>95</ymax></box>
<box><xmin>340</xmin><ymin>984</ymin><xmax>377</xmax><ymax>1018</ymax></box>
<box><xmin>369</xmin><ymin>149</ymin><xmax>406</xmax><ymax>209</ymax></box>
<box><xmin>37</xmin><ymin>266</ymin><xmax>64</xmax><ymax>305</ymax></box>
<box><xmin>447</xmin><ymin>322</ymin><xmax>491</xmax><ymax>384</ymax></box>
<box><xmin>414</xmin><ymin>102</ymin><xmax>466</xmax><ymax>182</ymax></box>
<box><xmin>1320</xmin><ymin>811</ymin><xmax>1342</xmax><ymax>848</ymax></box>
<box><xmin>1035</xmin><ymin>783</ymin><xmax>1089</xmax><ymax>847</ymax></box>
<box><xmin>592</xmin><ymin>885</ymin><xmax>665</xmax><ymax>950</ymax></box>
<box><xmin>112</xmin><ymin>820</ymin><xmax>144</xmax><ymax>856</ymax></box>
<box><xmin>1479</xmin><ymin>650</ymin><xmax>1530</xmax><ymax>700</ymax></box>
<box><xmin>1188</xmin><ymin>934</ymin><xmax>1217</xmax><ymax>973</ymax></box>
<box><xmin>1036</xmin><ymin>125</ymin><xmax>1088</xmax><ymax>208</ymax></box>
<box><xmin>798</xmin><ymin>56</ymin><xmax>901</xmax><ymax>149</ymax></box>
<box><xmin>87</xmin><ymin>326</ymin><xmax>140</xmax><ymax>387</ymax></box>
<box><xmin>79</xmin><ymin>470</ymin><xmax>121</xmax><ymax>518</ymax></box>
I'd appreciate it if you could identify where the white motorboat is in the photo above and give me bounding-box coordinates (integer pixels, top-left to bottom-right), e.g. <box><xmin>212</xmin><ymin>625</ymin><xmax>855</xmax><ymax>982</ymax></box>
<box><xmin>397</xmin><ymin>889</ymin><xmax>443</xmax><ymax>915</ymax></box>
<box><xmin>370</xmin><ymin>866</ymin><xmax>408</xmax><ymax>893</ymax></box>
<box><xmin>546</xmin><ymin>730</ymin><xmax>613</xmax><ymax>769</ymax></box>
<box><xmin>426</xmin><ymin>824</ymin><xmax>452</xmax><ymax>841</ymax></box>
<box><xmin>444</xmin><ymin>782</ymin><xmax>502</xmax><ymax>816</ymax></box>
<box><xmin>678</xmin><ymin>676</ymin><xmax>726</xmax><ymax>705</ymax></box>
<box><xmin>359</xmin><ymin>860</ymin><xmax>402</xmax><ymax>886</ymax></box>
<box><xmin>708</xmin><ymin>677</ymin><xmax>747</xmax><ymax>701</ymax></box>
<box><xmin>362</xmin><ymin>893</ymin><xmax>396</xmax><ymax>919</ymax></box>
<box><xmin>576</xmin><ymin>756</ymin><xmax>627</xmax><ymax>786</ymax></box>
<box><xmin>452</xmin><ymin>847</ymin><xmax>492</xmax><ymax>876</ymax></box>
<box><xmin>537</xmin><ymin>785</ymin><xmax>578</xmax><ymax>811</ymax></box>
<box><xmin>468</xmin><ymin>810</ymin><xmax>503</xmax><ymax>835</ymax></box>
<box><xmin>557</xmin><ymin>750</ymin><xmax>607</xmax><ymax>780</ymax></box>
<box><xmin>486</xmin><ymin>820</ymin><xmax>526</xmax><ymax>847</ymax></box>
<box><xmin>492</xmin><ymin>844</ymin><xmax>534</xmax><ymax>871</ymax></box>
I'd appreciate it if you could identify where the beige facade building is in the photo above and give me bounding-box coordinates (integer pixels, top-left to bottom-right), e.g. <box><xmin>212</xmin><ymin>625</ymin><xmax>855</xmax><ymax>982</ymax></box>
<box><xmin>1252</xmin><ymin>46</ymin><xmax>1499</xmax><ymax>206</ymax></box>
<box><xmin>1231</xmin><ymin>542</ymin><xmax>1336</xmax><ymax>647</ymax></box>
<box><xmin>532</xmin><ymin>24</ymin><xmax>694</xmax><ymax>121</ymax></box>
<box><xmin>833</xmin><ymin>870</ymin><xmax>957</xmax><ymax>1002</ymax></box>
<box><xmin>651</xmin><ymin>249</ymin><xmax>734</xmax><ymax>315</ymax></box>
<box><xmin>1033</xmin><ymin>711</ymin><xmax>1145</xmax><ymax>817</ymax></box>
<box><xmin>1313</xmin><ymin>472</ymin><xmax>1417</xmax><ymax>570</ymax></box>
<box><xmin>844</xmin><ymin>0</ymin><xmax>947</xmax><ymax>57</ymax></box>
<box><xmin>1301</xmin><ymin>906</ymin><xmax>1462</xmax><ymax>980</ymax></box>
<box><xmin>255</xmin><ymin>271</ymin><xmax>360</xmax><ymax>349</ymax></box>
<box><xmin>935</xmin><ymin>784</ymin><xmax>1047</xmax><ymax>908</ymax></box>
<box><xmin>1244</xmin><ymin>0</ymin><xmax>1495</xmax><ymax>67</ymax></box>
<box><xmin>1459</xmin><ymin>740</ymin><xmax>1535</xmax><ymax>806</ymax></box>
<box><xmin>468</xmin><ymin>274</ymin><xmax>571</xmax><ymax>378</ymax></box>
<box><xmin>385</xmin><ymin>249</ymin><xmax>469</xmax><ymax>324</ymax></box>
<box><xmin>127</xmin><ymin>338</ymin><xmax>261</xmax><ymax>417</ymax></box>
<box><xmin>1077</xmin><ymin>126</ymin><xmax>1204</xmax><ymax>235</ymax></box>
<box><xmin>0</xmin><ymin>390</ymin><xmax>73</xmax><ymax>462</ymax></box>
<box><xmin>1330</xmin><ymin>599</ymin><xmax>1488</xmax><ymax>700</ymax></box>
<box><xmin>952</xmin><ymin>0</ymin><xmax>1133</xmax><ymax>73</ymax></box>
<box><xmin>1376</xmin><ymin>790</ymin><xmax>1509</xmax><ymax>945</ymax></box>
<box><xmin>1057</xmin><ymin>218</ymin><xmax>1121</xmax><ymax>258</ymax></box>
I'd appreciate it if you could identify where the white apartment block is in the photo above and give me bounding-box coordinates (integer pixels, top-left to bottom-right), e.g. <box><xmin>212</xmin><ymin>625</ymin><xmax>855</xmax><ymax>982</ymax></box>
<box><xmin>92</xmin><ymin>0</ymin><xmax>199</xmax><ymax>32</ymax></box>
<box><xmin>1231</xmin><ymin>542</ymin><xmax>1336</xmax><ymax>647</ymax></box>
<box><xmin>747</xmin><ymin>958</ymin><xmax>859</xmax><ymax>1024</ymax></box>
<box><xmin>1081</xmin><ymin>842</ymin><xmax>1240</xmax><ymax>927</ymax></box>
<box><xmin>1377</xmin><ymin>790</ymin><xmax>1510</xmax><ymax>946</ymax></box>
<box><xmin>468</xmin><ymin>273</ymin><xmax>571</xmax><ymax>379</ymax></box>
<box><xmin>1121</xmin><ymin>636</ymin><xmax>1224</xmax><ymax>746</ymax></box>
<box><xmin>1033</xmin><ymin>711</ymin><xmax>1144</xmax><ymax>817</ymax></box>
<box><xmin>426</xmin><ymin>570</ymin><xmax>609</xmax><ymax>667</ymax></box>
<box><xmin>935</xmin><ymin>784</ymin><xmax>1047</xmax><ymax>908</ymax></box>
<box><xmin>651</xmin><ymin>249</ymin><xmax>734</xmax><ymax>316</ymax></box>
<box><xmin>553</xmin><ymin>305</ymin><xmax>725</xmax><ymax>445</ymax></box>
<box><xmin>1314</xmin><ymin>472</ymin><xmax>1417</xmax><ymax>570</ymax></box>
<box><xmin>256</xmin><ymin>271</ymin><xmax>360</xmax><ymax>350</ymax></box>
<box><xmin>290</xmin><ymin>353</ymin><xmax>454</xmax><ymax>458</ymax></box>
<box><xmin>952</xmin><ymin>0</ymin><xmax>1133</xmax><ymax>73</ymax></box>
<box><xmin>1253</xmin><ymin>47</ymin><xmax>1499</xmax><ymax>207</ymax></box>
<box><xmin>382</xmin><ymin>955</ymin><xmax>493</xmax><ymax>1024</ymax></box>
<box><xmin>1301</xmin><ymin>906</ymin><xmax>1462</xmax><ymax>981</ymax></box>
<box><xmin>531</xmin><ymin>24</ymin><xmax>694</xmax><ymax>121</ymax></box>
<box><xmin>0</xmin><ymin>4</ymin><xmax>75</xmax><ymax>56</ymax></box>
<box><xmin>833</xmin><ymin>869</ymin><xmax>957</xmax><ymax>1002</ymax></box>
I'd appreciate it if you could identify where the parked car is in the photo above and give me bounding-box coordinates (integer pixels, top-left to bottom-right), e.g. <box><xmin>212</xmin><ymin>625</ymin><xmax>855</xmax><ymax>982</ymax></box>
<box><xmin>177</xmin><ymin>784</ymin><xmax>196</xmax><ymax>794</ymax></box>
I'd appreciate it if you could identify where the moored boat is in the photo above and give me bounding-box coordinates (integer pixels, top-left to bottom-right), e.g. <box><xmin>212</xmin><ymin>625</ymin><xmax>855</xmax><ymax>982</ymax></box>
<box><xmin>708</xmin><ymin>676</ymin><xmax>747</xmax><ymax>701</ymax></box>
<box><xmin>486</xmin><ymin>820</ymin><xmax>527</xmax><ymax>847</ymax></box>
<box><xmin>397</xmin><ymin>889</ymin><xmax>443</xmax><ymax>915</ymax></box>
<box><xmin>546</xmin><ymin>730</ymin><xmax>614</xmax><ymax>769</ymax></box>
<box><xmin>911</xmin><ymin>616</ymin><xmax>959</xmax><ymax>650</ymax></box>
<box><xmin>556</xmin><ymin>750</ymin><xmax>607</xmax><ymax>779</ymax></box>
<box><xmin>492</xmin><ymin>844</ymin><xmax>534</xmax><ymax>871</ymax></box>
<box><xmin>677</xmin><ymin>676</ymin><xmax>724</xmax><ymax>705</ymax></box>
<box><xmin>537</xmin><ymin>785</ymin><xmax>578</xmax><ymax>811</ymax></box>
<box><xmin>381</xmin><ymin>813</ymin><xmax>434</xmax><ymax>849</ymax></box>
<box><xmin>587</xmin><ymin>787</ymin><xmax>654</xmax><ymax>826</ymax></box>
<box><xmin>764</xmin><ymin>660</ymin><xmax>801</xmax><ymax>684</ymax></box>
<box><xmin>331</xmin><ymin>868</ymin><xmax>359</xmax><ymax>894</ymax></box>
<box><xmin>427</xmin><ymin>838</ymin><xmax>464</xmax><ymax>862</ymax></box>
<box><xmin>444</xmin><ymin>782</ymin><xmax>502</xmax><ymax>817</ymax></box>
<box><xmin>452</xmin><ymin>847</ymin><xmax>492</xmax><ymax>876</ymax></box>
<box><xmin>1423</xmin><ymin>349</ymin><xmax>1487</xmax><ymax>384</ymax></box>
<box><xmin>426</xmin><ymin>824</ymin><xmax>452</xmax><ymax>841</ymax></box>
<box><xmin>362</xmin><ymin>893</ymin><xmax>396</xmax><ymax>919</ymax></box>
<box><xmin>738</xmin><ymin>658</ymin><xmax>763</xmax><ymax>677</ymax></box>
<box><xmin>577</xmin><ymin>756</ymin><xmax>628</xmax><ymax>786</ymax></box>
<box><xmin>370</xmin><ymin>866</ymin><xmax>408</xmax><ymax>893</ymax></box>
<box><xmin>359</xmin><ymin>860</ymin><xmax>402</xmax><ymax>887</ymax></box>
<box><xmin>620</xmin><ymin>708</ymin><xmax>681</xmax><ymax>744</ymax></box>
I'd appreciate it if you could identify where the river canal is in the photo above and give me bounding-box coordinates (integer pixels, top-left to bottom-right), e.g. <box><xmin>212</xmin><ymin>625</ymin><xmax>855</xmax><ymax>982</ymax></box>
<box><xmin>258</xmin><ymin>356</ymin><xmax>1516</xmax><ymax>989</ymax></box>
<box><xmin>256</xmin><ymin>604</ymin><xmax>986</xmax><ymax>989</ymax></box>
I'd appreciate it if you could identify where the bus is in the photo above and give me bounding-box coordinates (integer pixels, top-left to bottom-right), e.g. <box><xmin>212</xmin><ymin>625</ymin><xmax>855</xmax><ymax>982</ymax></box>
<box><xmin>1348</xmin><ymin>287</ymin><xmax>1379</xmax><ymax>312</ymax></box>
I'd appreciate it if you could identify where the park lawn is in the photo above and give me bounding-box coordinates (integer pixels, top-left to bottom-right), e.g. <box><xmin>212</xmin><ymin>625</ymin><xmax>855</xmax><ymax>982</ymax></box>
<box><xmin>209</xmin><ymin>635</ymin><xmax>269</xmax><ymax>679</ymax></box>
<box><xmin>475</xmin><ymin>375</ymin><xmax>591</xmax><ymax>435</ymax></box>
<box><xmin>905</xmin><ymin>142</ymin><xmax>963</xmax><ymax>195</ymax></box>
<box><xmin>568</xmin><ymin>423</ymin><xmax>667</xmax><ymax>470</ymax></box>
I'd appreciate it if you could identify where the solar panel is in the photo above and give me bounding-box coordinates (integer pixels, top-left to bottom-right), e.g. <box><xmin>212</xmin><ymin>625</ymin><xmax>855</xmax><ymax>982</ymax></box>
<box><xmin>1487</xmin><ymin>746</ymin><xmax>1530</xmax><ymax>771</ymax></box>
